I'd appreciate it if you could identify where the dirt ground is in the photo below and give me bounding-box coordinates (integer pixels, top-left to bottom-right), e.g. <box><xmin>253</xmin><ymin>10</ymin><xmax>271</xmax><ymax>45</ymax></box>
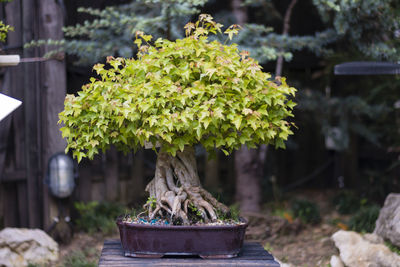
<box><xmin>57</xmin><ymin>232</ymin><xmax>109</xmax><ymax>266</ymax></box>
<box><xmin>58</xmin><ymin>189</ymin><xmax>346</xmax><ymax>266</ymax></box>
<box><xmin>243</xmin><ymin>189</ymin><xmax>345</xmax><ymax>266</ymax></box>
<box><xmin>246</xmin><ymin>218</ymin><xmax>339</xmax><ymax>266</ymax></box>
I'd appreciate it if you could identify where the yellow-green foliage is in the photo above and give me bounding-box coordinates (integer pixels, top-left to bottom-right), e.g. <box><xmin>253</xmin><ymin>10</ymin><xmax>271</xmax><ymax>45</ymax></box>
<box><xmin>59</xmin><ymin>15</ymin><xmax>296</xmax><ymax>162</ymax></box>
<box><xmin>0</xmin><ymin>0</ymin><xmax>13</xmax><ymax>43</ymax></box>
<box><xmin>0</xmin><ymin>21</ymin><xmax>13</xmax><ymax>43</ymax></box>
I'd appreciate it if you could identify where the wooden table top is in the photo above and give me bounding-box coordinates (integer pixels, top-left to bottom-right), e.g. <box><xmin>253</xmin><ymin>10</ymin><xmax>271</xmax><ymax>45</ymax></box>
<box><xmin>98</xmin><ymin>239</ymin><xmax>280</xmax><ymax>267</ymax></box>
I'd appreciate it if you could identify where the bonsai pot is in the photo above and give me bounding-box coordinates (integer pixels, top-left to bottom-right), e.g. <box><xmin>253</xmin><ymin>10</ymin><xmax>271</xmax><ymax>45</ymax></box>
<box><xmin>116</xmin><ymin>217</ymin><xmax>248</xmax><ymax>259</ymax></box>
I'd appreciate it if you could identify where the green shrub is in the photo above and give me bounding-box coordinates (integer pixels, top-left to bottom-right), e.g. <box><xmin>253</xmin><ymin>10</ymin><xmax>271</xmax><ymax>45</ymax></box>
<box><xmin>74</xmin><ymin>201</ymin><xmax>126</xmax><ymax>235</ymax></box>
<box><xmin>348</xmin><ymin>205</ymin><xmax>380</xmax><ymax>233</ymax></box>
<box><xmin>60</xmin><ymin>249</ymin><xmax>97</xmax><ymax>267</ymax></box>
<box><xmin>332</xmin><ymin>190</ymin><xmax>362</xmax><ymax>214</ymax></box>
<box><xmin>229</xmin><ymin>204</ymin><xmax>241</xmax><ymax>222</ymax></box>
<box><xmin>216</xmin><ymin>204</ymin><xmax>240</xmax><ymax>222</ymax></box>
<box><xmin>291</xmin><ymin>199</ymin><xmax>321</xmax><ymax>224</ymax></box>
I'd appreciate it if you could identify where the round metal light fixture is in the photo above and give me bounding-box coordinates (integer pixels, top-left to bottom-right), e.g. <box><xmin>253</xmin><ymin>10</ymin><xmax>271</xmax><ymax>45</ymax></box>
<box><xmin>47</xmin><ymin>152</ymin><xmax>75</xmax><ymax>198</ymax></box>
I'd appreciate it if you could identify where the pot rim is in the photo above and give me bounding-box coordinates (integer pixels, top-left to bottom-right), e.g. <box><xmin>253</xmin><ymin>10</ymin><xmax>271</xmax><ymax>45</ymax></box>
<box><xmin>116</xmin><ymin>216</ymin><xmax>248</xmax><ymax>230</ymax></box>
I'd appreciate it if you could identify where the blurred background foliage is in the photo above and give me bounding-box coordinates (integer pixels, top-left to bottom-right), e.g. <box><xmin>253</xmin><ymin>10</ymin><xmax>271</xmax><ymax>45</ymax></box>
<box><xmin>74</xmin><ymin>201</ymin><xmax>126</xmax><ymax>235</ymax></box>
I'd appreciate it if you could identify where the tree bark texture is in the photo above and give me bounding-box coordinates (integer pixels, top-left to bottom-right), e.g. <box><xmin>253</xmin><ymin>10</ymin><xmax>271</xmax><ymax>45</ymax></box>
<box><xmin>231</xmin><ymin>0</ymin><xmax>264</xmax><ymax>213</ymax></box>
<box><xmin>235</xmin><ymin>146</ymin><xmax>263</xmax><ymax>212</ymax></box>
<box><xmin>144</xmin><ymin>147</ymin><xmax>229</xmax><ymax>225</ymax></box>
<box><xmin>231</xmin><ymin>0</ymin><xmax>248</xmax><ymax>25</ymax></box>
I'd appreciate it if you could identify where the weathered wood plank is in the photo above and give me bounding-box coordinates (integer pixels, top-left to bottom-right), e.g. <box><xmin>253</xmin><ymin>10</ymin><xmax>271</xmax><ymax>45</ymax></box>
<box><xmin>100</xmin><ymin>254</ymin><xmax>275</xmax><ymax>262</ymax></box>
<box><xmin>2</xmin><ymin>183</ymin><xmax>18</xmax><ymax>227</ymax></box>
<box><xmin>4</xmin><ymin>0</ymin><xmax>25</xmax><ymax>178</ymax></box>
<box><xmin>22</xmin><ymin>0</ymin><xmax>41</xmax><ymax>229</ymax></box>
<box><xmin>98</xmin><ymin>240</ymin><xmax>279</xmax><ymax>267</ymax></box>
<box><xmin>100</xmin><ymin>251</ymin><xmax>275</xmax><ymax>259</ymax></box>
<box><xmin>99</xmin><ymin>260</ymin><xmax>277</xmax><ymax>267</ymax></box>
<box><xmin>2</xmin><ymin>0</ymin><xmax>30</xmax><ymax>228</ymax></box>
<box><xmin>1</xmin><ymin>170</ymin><xmax>26</xmax><ymax>182</ymax></box>
<box><xmin>38</xmin><ymin>0</ymin><xmax>67</xmax><ymax>230</ymax></box>
<box><xmin>17</xmin><ymin>183</ymin><xmax>28</xmax><ymax>227</ymax></box>
<box><xmin>99</xmin><ymin>258</ymin><xmax>278</xmax><ymax>266</ymax></box>
<box><xmin>0</xmin><ymin>72</ymin><xmax>12</xmax><ymax>177</ymax></box>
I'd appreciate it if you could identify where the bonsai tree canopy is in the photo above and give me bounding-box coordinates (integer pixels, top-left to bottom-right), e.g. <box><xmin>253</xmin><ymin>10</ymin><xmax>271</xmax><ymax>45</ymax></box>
<box><xmin>59</xmin><ymin>14</ymin><xmax>296</xmax><ymax>224</ymax></box>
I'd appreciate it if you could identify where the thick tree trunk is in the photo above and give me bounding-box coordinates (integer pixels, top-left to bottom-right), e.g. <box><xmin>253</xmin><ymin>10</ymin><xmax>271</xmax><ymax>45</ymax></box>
<box><xmin>231</xmin><ymin>0</ymin><xmax>263</xmax><ymax>213</ymax></box>
<box><xmin>231</xmin><ymin>0</ymin><xmax>248</xmax><ymax>25</ymax></box>
<box><xmin>235</xmin><ymin>146</ymin><xmax>264</xmax><ymax>212</ymax></box>
<box><xmin>144</xmin><ymin>147</ymin><xmax>229</xmax><ymax>225</ymax></box>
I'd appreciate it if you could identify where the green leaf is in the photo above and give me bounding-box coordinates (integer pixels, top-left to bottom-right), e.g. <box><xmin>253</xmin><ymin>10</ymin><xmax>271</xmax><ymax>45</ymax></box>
<box><xmin>221</xmin><ymin>149</ymin><xmax>229</xmax><ymax>156</ymax></box>
<box><xmin>232</xmin><ymin>115</ymin><xmax>242</xmax><ymax>130</ymax></box>
<box><xmin>60</xmin><ymin>127</ymin><xmax>70</xmax><ymax>138</ymax></box>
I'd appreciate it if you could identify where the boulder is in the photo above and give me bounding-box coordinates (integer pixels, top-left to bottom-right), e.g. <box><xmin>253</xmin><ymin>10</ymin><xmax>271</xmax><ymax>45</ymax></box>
<box><xmin>332</xmin><ymin>230</ymin><xmax>400</xmax><ymax>267</ymax></box>
<box><xmin>0</xmin><ymin>247</ymin><xmax>24</xmax><ymax>267</ymax></box>
<box><xmin>374</xmin><ymin>193</ymin><xmax>400</xmax><ymax>247</ymax></box>
<box><xmin>363</xmin><ymin>233</ymin><xmax>384</xmax><ymax>244</ymax></box>
<box><xmin>276</xmin><ymin>259</ymin><xmax>294</xmax><ymax>267</ymax></box>
<box><xmin>0</xmin><ymin>228</ymin><xmax>58</xmax><ymax>267</ymax></box>
<box><xmin>330</xmin><ymin>255</ymin><xmax>344</xmax><ymax>267</ymax></box>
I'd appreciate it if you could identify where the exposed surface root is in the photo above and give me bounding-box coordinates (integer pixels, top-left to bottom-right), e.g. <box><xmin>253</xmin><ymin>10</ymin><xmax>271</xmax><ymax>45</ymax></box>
<box><xmin>144</xmin><ymin>147</ymin><xmax>229</xmax><ymax>225</ymax></box>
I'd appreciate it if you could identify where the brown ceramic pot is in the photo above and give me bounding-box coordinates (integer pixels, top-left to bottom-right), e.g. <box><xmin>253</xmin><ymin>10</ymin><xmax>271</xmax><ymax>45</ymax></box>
<box><xmin>116</xmin><ymin>217</ymin><xmax>248</xmax><ymax>259</ymax></box>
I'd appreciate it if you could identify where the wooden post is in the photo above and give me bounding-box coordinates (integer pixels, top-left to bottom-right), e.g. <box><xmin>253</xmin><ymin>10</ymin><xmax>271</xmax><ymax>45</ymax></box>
<box><xmin>38</xmin><ymin>0</ymin><xmax>67</xmax><ymax>230</ymax></box>
<box><xmin>22</xmin><ymin>0</ymin><xmax>42</xmax><ymax>229</ymax></box>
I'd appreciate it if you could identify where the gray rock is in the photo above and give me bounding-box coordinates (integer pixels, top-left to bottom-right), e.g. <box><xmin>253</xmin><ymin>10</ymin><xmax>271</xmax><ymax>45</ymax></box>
<box><xmin>0</xmin><ymin>247</ymin><xmax>24</xmax><ymax>267</ymax></box>
<box><xmin>330</xmin><ymin>255</ymin><xmax>344</xmax><ymax>267</ymax></box>
<box><xmin>275</xmin><ymin>259</ymin><xmax>294</xmax><ymax>267</ymax></box>
<box><xmin>363</xmin><ymin>233</ymin><xmax>384</xmax><ymax>244</ymax></box>
<box><xmin>0</xmin><ymin>228</ymin><xmax>58</xmax><ymax>267</ymax></box>
<box><xmin>332</xmin><ymin>230</ymin><xmax>400</xmax><ymax>267</ymax></box>
<box><xmin>374</xmin><ymin>193</ymin><xmax>400</xmax><ymax>247</ymax></box>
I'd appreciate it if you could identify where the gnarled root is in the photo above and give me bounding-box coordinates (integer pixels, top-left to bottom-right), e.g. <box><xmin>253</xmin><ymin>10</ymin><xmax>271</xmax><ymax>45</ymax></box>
<box><xmin>144</xmin><ymin>147</ymin><xmax>229</xmax><ymax>225</ymax></box>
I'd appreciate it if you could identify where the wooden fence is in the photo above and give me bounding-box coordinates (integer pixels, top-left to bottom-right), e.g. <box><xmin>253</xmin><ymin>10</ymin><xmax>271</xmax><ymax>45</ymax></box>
<box><xmin>0</xmin><ymin>0</ymin><xmax>66</xmax><ymax>229</ymax></box>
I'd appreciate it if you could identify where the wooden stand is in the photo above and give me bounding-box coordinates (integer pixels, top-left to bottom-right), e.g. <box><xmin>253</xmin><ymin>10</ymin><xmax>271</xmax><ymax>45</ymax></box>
<box><xmin>99</xmin><ymin>239</ymin><xmax>280</xmax><ymax>267</ymax></box>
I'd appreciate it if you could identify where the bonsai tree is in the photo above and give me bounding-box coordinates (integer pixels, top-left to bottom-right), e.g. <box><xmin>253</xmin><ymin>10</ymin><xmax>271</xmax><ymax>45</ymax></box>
<box><xmin>59</xmin><ymin>14</ymin><xmax>296</xmax><ymax>225</ymax></box>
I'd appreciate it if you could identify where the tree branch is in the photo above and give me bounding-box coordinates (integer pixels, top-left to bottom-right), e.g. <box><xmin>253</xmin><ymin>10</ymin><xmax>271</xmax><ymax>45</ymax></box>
<box><xmin>275</xmin><ymin>0</ymin><xmax>298</xmax><ymax>77</ymax></box>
